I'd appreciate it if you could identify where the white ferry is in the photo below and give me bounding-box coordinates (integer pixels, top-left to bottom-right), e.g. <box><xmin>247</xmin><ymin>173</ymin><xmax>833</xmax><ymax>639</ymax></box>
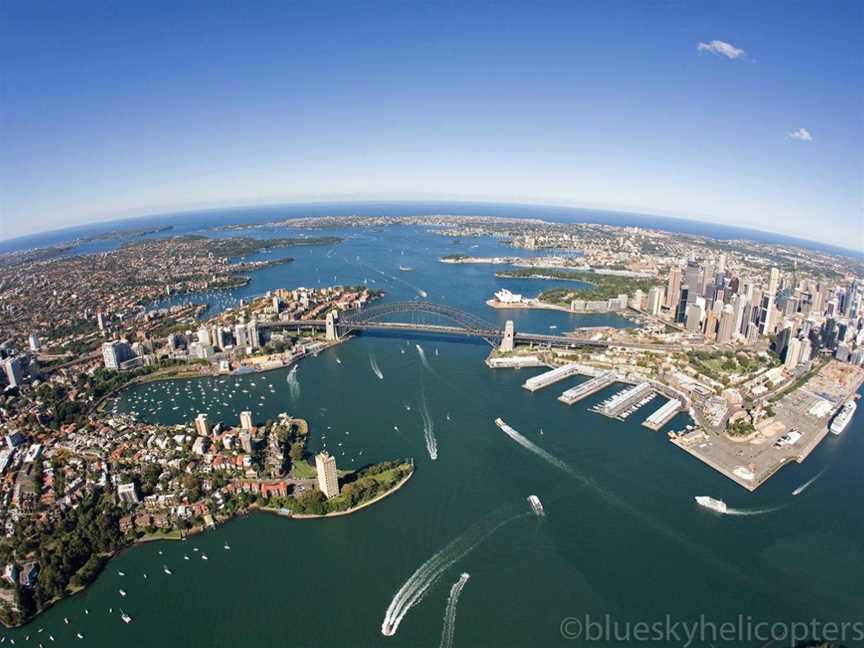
<box><xmin>830</xmin><ymin>399</ymin><xmax>856</xmax><ymax>435</ymax></box>
<box><xmin>527</xmin><ymin>495</ymin><xmax>545</xmax><ymax>516</ymax></box>
<box><xmin>694</xmin><ymin>496</ymin><xmax>727</xmax><ymax>514</ymax></box>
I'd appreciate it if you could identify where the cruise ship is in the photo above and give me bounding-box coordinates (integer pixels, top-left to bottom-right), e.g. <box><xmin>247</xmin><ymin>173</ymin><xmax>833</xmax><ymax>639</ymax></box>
<box><xmin>694</xmin><ymin>496</ymin><xmax>728</xmax><ymax>514</ymax></box>
<box><xmin>527</xmin><ymin>495</ymin><xmax>544</xmax><ymax>516</ymax></box>
<box><xmin>830</xmin><ymin>399</ymin><xmax>857</xmax><ymax>435</ymax></box>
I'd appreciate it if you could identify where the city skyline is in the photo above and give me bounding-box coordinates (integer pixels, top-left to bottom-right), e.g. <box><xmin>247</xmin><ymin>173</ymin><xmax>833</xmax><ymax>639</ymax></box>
<box><xmin>1</xmin><ymin>1</ymin><xmax>862</xmax><ymax>249</ymax></box>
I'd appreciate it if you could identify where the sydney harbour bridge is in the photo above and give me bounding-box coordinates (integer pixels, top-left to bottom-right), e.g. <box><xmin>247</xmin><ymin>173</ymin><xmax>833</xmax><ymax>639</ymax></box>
<box><xmin>257</xmin><ymin>300</ymin><xmax>609</xmax><ymax>350</ymax></box>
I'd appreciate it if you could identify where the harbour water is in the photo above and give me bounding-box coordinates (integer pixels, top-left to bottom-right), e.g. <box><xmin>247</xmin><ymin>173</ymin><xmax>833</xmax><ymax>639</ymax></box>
<box><xmin>4</xmin><ymin>205</ymin><xmax>863</xmax><ymax>646</ymax></box>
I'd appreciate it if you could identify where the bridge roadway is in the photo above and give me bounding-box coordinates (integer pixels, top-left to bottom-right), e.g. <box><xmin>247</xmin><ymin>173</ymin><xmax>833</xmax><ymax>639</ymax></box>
<box><xmin>256</xmin><ymin>317</ymin><xmax>702</xmax><ymax>352</ymax></box>
<box><xmin>255</xmin><ymin>300</ymin><xmax>706</xmax><ymax>351</ymax></box>
<box><xmin>257</xmin><ymin>317</ymin><xmax>610</xmax><ymax>348</ymax></box>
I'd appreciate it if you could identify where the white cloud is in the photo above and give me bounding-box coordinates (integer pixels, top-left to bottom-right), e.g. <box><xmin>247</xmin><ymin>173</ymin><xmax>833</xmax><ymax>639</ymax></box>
<box><xmin>697</xmin><ymin>40</ymin><xmax>745</xmax><ymax>60</ymax></box>
<box><xmin>788</xmin><ymin>128</ymin><xmax>814</xmax><ymax>142</ymax></box>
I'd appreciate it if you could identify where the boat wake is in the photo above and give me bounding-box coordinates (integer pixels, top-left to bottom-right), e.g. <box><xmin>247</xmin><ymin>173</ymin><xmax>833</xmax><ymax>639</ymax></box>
<box><xmin>381</xmin><ymin>509</ymin><xmax>523</xmax><ymax>636</ymax></box>
<box><xmin>439</xmin><ymin>573</ymin><xmax>470</xmax><ymax>648</ymax></box>
<box><xmin>420</xmin><ymin>393</ymin><xmax>438</xmax><ymax>460</ymax></box>
<box><xmin>369</xmin><ymin>354</ymin><xmax>384</xmax><ymax>380</ymax></box>
<box><xmin>416</xmin><ymin>344</ymin><xmax>431</xmax><ymax>370</ymax></box>
<box><xmin>286</xmin><ymin>365</ymin><xmax>300</xmax><ymax>400</ymax></box>
<box><xmin>366</xmin><ymin>264</ymin><xmax>427</xmax><ymax>298</ymax></box>
<box><xmin>792</xmin><ymin>468</ymin><xmax>827</xmax><ymax>496</ymax></box>
<box><xmin>723</xmin><ymin>504</ymin><xmax>789</xmax><ymax>517</ymax></box>
<box><xmin>497</xmin><ymin>420</ymin><xmax>580</xmax><ymax>482</ymax></box>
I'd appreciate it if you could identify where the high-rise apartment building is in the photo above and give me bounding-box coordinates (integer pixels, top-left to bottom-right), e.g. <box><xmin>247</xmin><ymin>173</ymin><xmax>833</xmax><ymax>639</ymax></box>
<box><xmin>315</xmin><ymin>451</ymin><xmax>340</xmax><ymax>498</ymax></box>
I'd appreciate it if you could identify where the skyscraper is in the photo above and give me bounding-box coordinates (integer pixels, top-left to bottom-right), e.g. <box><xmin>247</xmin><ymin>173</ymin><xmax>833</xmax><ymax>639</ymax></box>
<box><xmin>647</xmin><ymin>286</ymin><xmax>664</xmax><ymax>316</ymax></box>
<box><xmin>717</xmin><ymin>304</ymin><xmax>736</xmax><ymax>344</ymax></box>
<box><xmin>784</xmin><ymin>337</ymin><xmax>802</xmax><ymax>371</ymax></box>
<box><xmin>686</xmin><ymin>303</ymin><xmax>703</xmax><ymax>332</ymax></box>
<box><xmin>665</xmin><ymin>267</ymin><xmax>681</xmax><ymax>309</ymax></box>
<box><xmin>234</xmin><ymin>323</ymin><xmax>249</xmax><ymax>348</ymax></box>
<box><xmin>315</xmin><ymin>451</ymin><xmax>340</xmax><ymax>499</ymax></box>
<box><xmin>195</xmin><ymin>413</ymin><xmax>210</xmax><ymax>436</ymax></box>
<box><xmin>102</xmin><ymin>340</ymin><xmax>131</xmax><ymax>370</ymax></box>
<box><xmin>762</xmin><ymin>267</ymin><xmax>780</xmax><ymax>334</ymax></box>
<box><xmin>1</xmin><ymin>358</ymin><xmax>22</xmax><ymax>388</ymax></box>
<box><xmin>686</xmin><ymin>262</ymin><xmax>703</xmax><ymax>304</ymax></box>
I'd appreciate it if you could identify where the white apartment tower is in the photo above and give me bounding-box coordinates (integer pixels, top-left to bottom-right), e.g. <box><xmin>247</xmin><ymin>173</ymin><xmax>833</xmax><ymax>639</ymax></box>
<box><xmin>315</xmin><ymin>451</ymin><xmax>340</xmax><ymax>498</ymax></box>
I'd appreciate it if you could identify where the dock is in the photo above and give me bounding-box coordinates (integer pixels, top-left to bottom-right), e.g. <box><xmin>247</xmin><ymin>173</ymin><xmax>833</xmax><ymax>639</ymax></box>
<box><xmin>641</xmin><ymin>398</ymin><xmax>682</xmax><ymax>431</ymax></box>
<box><xmin>591</xmin><ymin>382</ymin><xmax>653</xmax><ymax>419</ymax></box>
<box><xmin>558</xmin><ymin>372</ymin><xmax>616</xmax><ymax>405</ymax></box>
<box><xmin>522</xmin><ymin>363</ymin><xmax>582</xmax><ymax>392</ymax></box>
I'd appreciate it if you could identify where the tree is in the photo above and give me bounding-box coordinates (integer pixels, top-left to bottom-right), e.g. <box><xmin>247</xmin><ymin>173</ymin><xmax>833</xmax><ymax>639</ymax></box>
<box><xmin>289</xmin><ymin>441</ymin><xmax>304</xmax><ymax>462</ymax></box>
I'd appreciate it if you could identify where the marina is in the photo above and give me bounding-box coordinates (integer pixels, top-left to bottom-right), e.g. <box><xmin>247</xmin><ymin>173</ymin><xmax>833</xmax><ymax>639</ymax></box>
<box><xmin>590</xmin><ymin>382</ymin><xmax>653</xmax><ymax>419</ymax></box>
<box><xmin>557</xmin><ymin>372</ymin><xmax>616</xmax><ymax>405</ymax></box>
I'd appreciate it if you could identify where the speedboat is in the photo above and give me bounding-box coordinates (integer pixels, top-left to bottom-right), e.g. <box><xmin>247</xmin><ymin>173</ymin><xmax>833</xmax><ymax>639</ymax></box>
<box><xmin>694</xmin><ymin>496</ymin><xmax>727</xmax><ymax>514</ymax></box>
<box><xmin>527</xmin><ymin>495</ymin><xmax>545</xmax><ymax>516</ymax></box>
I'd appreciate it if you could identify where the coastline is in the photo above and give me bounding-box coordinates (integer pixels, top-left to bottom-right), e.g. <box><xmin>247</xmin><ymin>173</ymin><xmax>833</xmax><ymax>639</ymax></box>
<box><xmin>485</xmin><ymin>298</ymin><xmax>571</xmax><ymax>313</ymax></box>
<box><xmin>263</xmin><ymin>466</ymin><xmax>415</xmax><ymax>520</ymax></box>
<box><xmin>2</xmin><ymin>461</ymin><xmax>414</xmax><ymax>629</ymax></box>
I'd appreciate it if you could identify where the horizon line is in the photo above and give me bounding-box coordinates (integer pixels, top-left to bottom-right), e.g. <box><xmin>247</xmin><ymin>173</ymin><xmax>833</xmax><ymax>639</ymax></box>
<box><xmin>1</xmin><ymin>197</ymin><xmax>861</xmax><ymax>258</ymax></box>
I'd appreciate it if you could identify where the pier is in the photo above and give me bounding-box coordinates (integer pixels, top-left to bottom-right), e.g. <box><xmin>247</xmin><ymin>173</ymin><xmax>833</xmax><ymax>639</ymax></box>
<box><xmin>592</xmin><ymin>382</ymin><xmax>653</xmax><ymax>419</ymax></box>
<box><xmin>558</xmin><ymin>372</ymin><xmax>616</xmax><ymax>405</ymax></box>
<box><xmin>642</xmin><ymin>398</ymin><xmax>682</xmax><ymax>431</ymax></box>
<box><xmin>522</xmin><ymin>363</ymin><xmax>583</xmax><ymax>392</ymax></box>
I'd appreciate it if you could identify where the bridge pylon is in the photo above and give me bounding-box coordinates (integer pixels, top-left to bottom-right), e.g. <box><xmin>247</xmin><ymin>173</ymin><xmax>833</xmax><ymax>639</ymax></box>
<box><xmin>325</xmin><ymin>310</ymin><xmax>339</xmax><ymax>341</ymax></box>
<box><xmin>499</xmin><ymin>320</ymin><xmax>515</xmax><ymax>352</ymax></box>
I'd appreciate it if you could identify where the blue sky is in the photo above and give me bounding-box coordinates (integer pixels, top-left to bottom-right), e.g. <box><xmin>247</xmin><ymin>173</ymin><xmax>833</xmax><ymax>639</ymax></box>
<box><xmin>1</xmin><ymin>1</ymin><xmax>861</xmax><ymax>249</ymax></box>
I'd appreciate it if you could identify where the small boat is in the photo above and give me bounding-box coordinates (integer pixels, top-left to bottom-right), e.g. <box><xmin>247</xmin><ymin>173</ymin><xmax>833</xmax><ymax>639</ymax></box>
<box><xmin>184</xmin><ymin>555</ymin><xmax>190</xmax><ymax>560</ymax></box>
<box><xmin>398</xmin><ymin>265</ymin><xmax>413</xmax><ymax>272</ymax></box>
<box><xmin>84</xmin><ymin>608</ymin><xmax>89</xmax><ymax>615</ymax></box>
<box><xmin>201</xmin><ymin>554</ymin><xmax>209</xmax><ymax>560</ymax></box>
<box><xmin>121</xmin><ymin>611</ymin><xmax>133</xmax><ymax>624</ymax></box>
<box><xmin>527</xmin><ymin>495</ymin><xmax>545</xmax><ymax>516</ymax></box>
<box><xmin>694</xmin><ymin>496</ymin><xmax>728</xmax><ymax>514</ymax></box>
<box><xmin>224</xmin><ymin>543</ymin><xmax>231</xmax><ymax>550</ymax></box>
<box><xmin>163</xmin><ymin>566</ymin><xmax>172</xmax><ymax>575</ymax></box>
<box><xmin>119</xmin><ymin>589</ymin><xmax>126</xmax><ymax>597</ymax></box>
<box><xmin>64</xmin><ymin>618</ymin><xmax>69</xmax><ymax>624</ymax></box>
<box><xmin>76</xmin><ymin>634</ymin><xmax>84</xmax><ymax>640</ymax></box>
<box><xmin>143</xmin><ymin>573</ymin><xmax>148</xmax><ymax>579</ymax></box>
<box><xmin>117</xmin><ymin>571</ymin><xmax>125</xmax><ymax>576</ymax></box>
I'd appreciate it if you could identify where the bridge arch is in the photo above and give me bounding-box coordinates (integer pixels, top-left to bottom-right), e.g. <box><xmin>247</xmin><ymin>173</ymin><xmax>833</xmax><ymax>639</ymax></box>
<box><xmin>339</xmin><ymin>301</ymin><xmax>502</xmax><ymax>344</ymax></box>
